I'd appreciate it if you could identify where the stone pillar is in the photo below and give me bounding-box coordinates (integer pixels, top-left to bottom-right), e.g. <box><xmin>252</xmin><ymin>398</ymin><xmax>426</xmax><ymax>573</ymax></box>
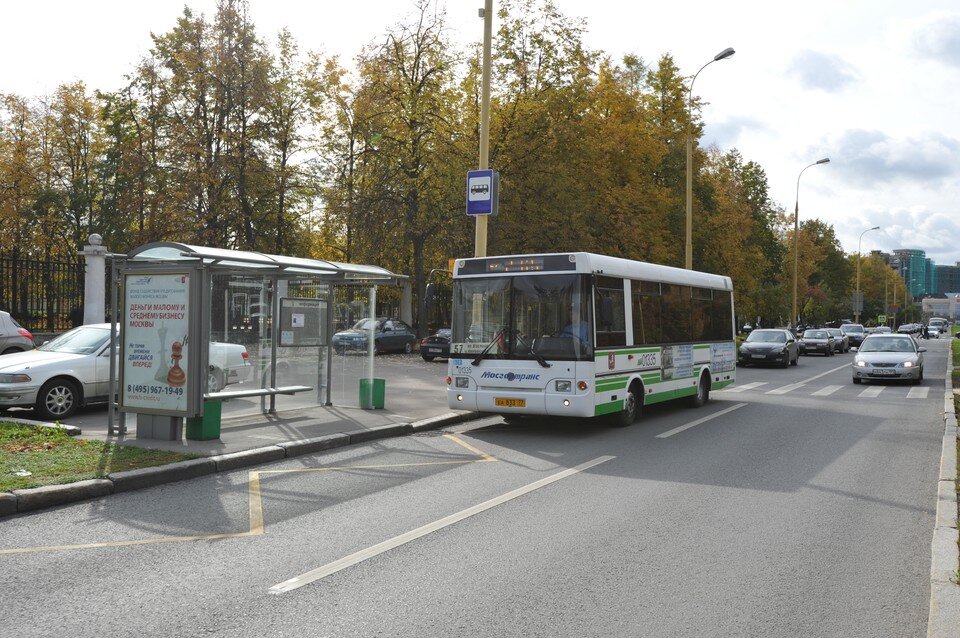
<box><xmin>80</xmin><ymin>234</ymin><xmax>107</xmax><ymax>325</ymax></box>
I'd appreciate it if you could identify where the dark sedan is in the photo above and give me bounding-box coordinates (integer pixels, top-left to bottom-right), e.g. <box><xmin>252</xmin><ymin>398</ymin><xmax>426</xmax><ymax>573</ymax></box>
<box><xmin>738</xmin><ymin>328</ymin><xmax>799</xmax><ymax>368</ymax></box>
<box><xmin>799</xmin><ymin>329</ymin><xmax>835</xmax><ymax>356</ymax></box>
<box><xmin>840</xmin><ymin>323</ymin><xmax>867</xmax><ymax>347</ymax></box>
<box><xmin>420</xmin><ymin>328</ymin><xmax>451</xmax><ymax>362</ymax></box>
<box><xmin>826</xmin><ymin>328</ymin><xmax>849</xmax><ymax>352</ymax></box>
<box><xmin>332</xmin><ymin>318</ymin><xmax>418</xmax><ymax>355</ymax></box>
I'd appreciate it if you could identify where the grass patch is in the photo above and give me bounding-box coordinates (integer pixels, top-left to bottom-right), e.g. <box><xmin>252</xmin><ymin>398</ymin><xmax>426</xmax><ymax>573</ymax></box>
<box><xmin>0</xmin><ymin>422</ymin><xmax>198</xmax><ymax>492</ymax></box>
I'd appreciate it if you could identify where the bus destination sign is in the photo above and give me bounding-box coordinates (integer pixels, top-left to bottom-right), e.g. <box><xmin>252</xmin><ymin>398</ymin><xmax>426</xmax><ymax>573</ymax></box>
<box><xmin>487</xmin><ymin>257</ymin><xmax>544</xmax><ymax>273</ymax></box>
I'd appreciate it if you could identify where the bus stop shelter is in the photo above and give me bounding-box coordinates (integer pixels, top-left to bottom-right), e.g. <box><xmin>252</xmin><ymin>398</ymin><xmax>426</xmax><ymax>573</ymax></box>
<box><xmin>108</xmin><ymin>242</ymin><xmax>405</xmax><ymax>439</ymax></box>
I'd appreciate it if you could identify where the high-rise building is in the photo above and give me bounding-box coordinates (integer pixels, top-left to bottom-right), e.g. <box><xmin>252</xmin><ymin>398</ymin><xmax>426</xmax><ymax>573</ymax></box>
<box><xmin>937</xmin><ymin>265</ymin><xmax>960</xmax><ymax>295</ymax></box>
<box><xmin>892</xmin><ymin>249</ymin><xmax>928</xmax><ymax>298</ymax></box>
<box><xmin>925</xmin><ymin>258</ymin><xmax>937</xmax><ymax>296</ymax></box>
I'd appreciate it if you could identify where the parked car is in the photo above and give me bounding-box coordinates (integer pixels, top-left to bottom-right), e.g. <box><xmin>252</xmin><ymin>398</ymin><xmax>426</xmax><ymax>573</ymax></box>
<box><xmin>0</xmin><ymin>324</ymin><xmax>251</xmax><ymax>419</ymax></box>
<box><xmin>0</xmin><ymin>310</ymin><xmax>35</xmax><ymax>355</ymax></box>
<box><xmin>840</xmin><ymin>323</ymin><xmax>867</xmax><ymax>347</ymax></box>
<box><xmin>332</xmin><ymin>318</ymin><xmax>418</xmax><ymax>355</ymax></box>
<box><xmin>852</xmin><ymin>333</ymin><xmax>925</xmax><ymax>385</ymax></box>
<box><xmin>420</xmin><ymin>328</ymin><xmax>451</xmax><ymax>362</ymax></box>
<box><xmin>825</xmin><ymin>328</ymin><xmax>849</xmax><ymax>352</ymax></box>
<box><xmin>737</xmin><ymin>328</ymin><xmax>799</xmax><ymax>367</ymax></box>
<box><xmin>799</xmin><ymin>329</ymin><xmax>835</xmax><ymax>356</ymax></box>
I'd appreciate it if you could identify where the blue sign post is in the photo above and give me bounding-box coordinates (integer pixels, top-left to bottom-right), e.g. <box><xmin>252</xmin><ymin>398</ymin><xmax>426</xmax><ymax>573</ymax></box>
<box><xmin>466</xmin><ymin>169</ymin><xmax>499</xmax><ymax>216</ymax></box>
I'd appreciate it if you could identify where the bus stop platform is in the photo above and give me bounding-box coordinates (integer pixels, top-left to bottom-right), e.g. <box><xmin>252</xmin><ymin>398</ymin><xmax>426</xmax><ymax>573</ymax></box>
<box><xmin>63</xmin><ymin>403</ymin><xmax>478</xmax><ymax>457</ymax></box>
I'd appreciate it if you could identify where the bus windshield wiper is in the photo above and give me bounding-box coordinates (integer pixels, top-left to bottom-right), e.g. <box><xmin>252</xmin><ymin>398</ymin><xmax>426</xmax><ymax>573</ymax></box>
<box><xmin>512</xmin><ymin>332</ymin><xmax>551</xmax><ymax>368</ymax></box>
<box><xmin>471</xmin><ymin>329</ymin><xmax>505</xmax><ymax>366</ymax></box>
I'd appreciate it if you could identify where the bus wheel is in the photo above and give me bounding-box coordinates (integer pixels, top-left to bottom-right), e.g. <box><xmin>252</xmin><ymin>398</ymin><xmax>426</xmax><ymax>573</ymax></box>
<box><xmin>688</xmin><ymin>373</ymin><xmax>710</xmax><ymax>408</ymax></box>
<box><xmin>610</xmin><ymin>383</ymin><xmax>640</xmax><ymax>427</ymax></box>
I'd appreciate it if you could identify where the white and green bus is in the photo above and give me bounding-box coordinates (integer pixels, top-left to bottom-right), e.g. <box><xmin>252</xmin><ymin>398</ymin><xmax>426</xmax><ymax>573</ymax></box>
<box><xmin>446</xmin><ymin>253</ymin><xmax>736</xmax><ymax>425</ymax></box>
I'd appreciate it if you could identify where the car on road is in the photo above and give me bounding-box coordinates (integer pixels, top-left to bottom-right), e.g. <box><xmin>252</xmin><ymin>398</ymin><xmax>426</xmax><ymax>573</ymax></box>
<box><xmin>0</xmin><ymin>324</ymin><xmax>251</xmax><ymax>420</ymax></box>
<box><xmin>332</xmin><ymin>318</ymin><xmax>418</xmax><ymax>355</ymax></box>
<box><xmin>840</xmin><ymin>323</ymin><xmax>867</xmax><ymax>348</ymax></box>
<box><xmin>852</xmin><ymin>333</ymin><xmax>925</xmax><ymax>385</ymax></box>
<box><xmin>0</xmin><ymin>310</ymin><xmax>35</xmax><ymax>355</ymax></box>
<box><xmin>926</xmin><ymin>325</ymin><xmax>941</xmax><ymax>339</ymax></box>
<box><xmin>420</xmin><ymin>328</ymin><xmax>451</xmax><ymax>362</ymax></box>
<box><xmin>738</xmin><ymin>328</ymin><xmax>799</xmax><ymax>367</ymax></box>
<box><xmin>825</xmin><ymin>328</ymin><xmax>849</xmax><ymax>352</ymax></box>
<box><xmin>799</xmin><ymin>329</ymin><xmax>835</xmax><ymax>356</ymax></box>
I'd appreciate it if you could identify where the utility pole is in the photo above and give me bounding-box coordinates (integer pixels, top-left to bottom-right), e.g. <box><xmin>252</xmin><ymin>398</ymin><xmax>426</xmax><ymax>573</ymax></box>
<box><xmin>474</xmin><ymin>0</ymin><xmax>493</xmax><ymax>258</ymax></box>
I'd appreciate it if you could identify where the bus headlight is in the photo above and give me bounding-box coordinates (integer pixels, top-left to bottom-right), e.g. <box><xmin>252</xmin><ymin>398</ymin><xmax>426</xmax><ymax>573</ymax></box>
<box><xmin>455</xmin><ymin>377</ymin><xmax>469</xmax><ymax>388</ymax></box>
<box><xmin>555</xmin><ymin>380</ymin><xmax>573</xmax><ymax>393</ymax></box>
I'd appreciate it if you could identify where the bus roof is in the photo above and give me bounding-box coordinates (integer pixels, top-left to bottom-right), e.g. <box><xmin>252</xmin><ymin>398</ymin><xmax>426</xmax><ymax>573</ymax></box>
<box><xmin>453</xmin><ymin>252</ymin><xmax>733</xmax><ymax>291</ymax></box>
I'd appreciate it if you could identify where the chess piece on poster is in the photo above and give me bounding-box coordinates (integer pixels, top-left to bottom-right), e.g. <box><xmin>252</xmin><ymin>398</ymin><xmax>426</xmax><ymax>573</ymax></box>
<box><xmin>167</xmin><ymin>341</ymin><xmax>186</xmax><ymax>387</ymax></box>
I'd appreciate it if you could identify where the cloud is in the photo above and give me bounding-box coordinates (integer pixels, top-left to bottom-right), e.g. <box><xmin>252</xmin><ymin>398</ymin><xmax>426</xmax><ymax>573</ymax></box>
<box><xmin>913</xmin><ymin>14</ymin><xmax>960</xmax><ymax>68</ymax></box>
<box><xmin>704</xmin><ymin>116</ymin><xmax>771</xmax><ymax>148</ymax></box>
<box><xmin>821</xmin><ymin>129</ymin><xmax>960</xmax><ymax>188</ymax></box>
<box><xmin>834</xmin><ymin>208</ymin><xmax>960</xmax><ymax>266</ymax></box>
<box><xmin>787</xmin><ymin>50</ymin><xmax>860</xmax><ymax>92</ymax></box>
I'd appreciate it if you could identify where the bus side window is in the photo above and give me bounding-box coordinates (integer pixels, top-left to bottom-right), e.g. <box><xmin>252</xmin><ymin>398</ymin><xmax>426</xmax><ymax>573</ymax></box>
<box><xmin>595</xmin><ymin>276</ymin><xmax>626</xmax><ymax>347</ymax></box>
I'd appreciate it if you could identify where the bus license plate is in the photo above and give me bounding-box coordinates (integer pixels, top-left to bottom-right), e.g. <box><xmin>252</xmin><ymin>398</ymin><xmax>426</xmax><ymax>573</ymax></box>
<box><xmin>495</xmin><ymin>398</ymin><xmax>526</xmax><ymax>408</ymax></box>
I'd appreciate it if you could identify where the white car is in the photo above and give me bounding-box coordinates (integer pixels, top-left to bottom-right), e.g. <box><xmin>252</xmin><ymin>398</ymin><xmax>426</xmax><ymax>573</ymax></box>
<box><xmin>0</xmin><ymin>324</ymin><xmax>251</xmax><ymax>420</ymax></box>
<box><xmin>852</xmin><ymin>334</ymin><xmax>925</xmax><ymax>385</ymax></box>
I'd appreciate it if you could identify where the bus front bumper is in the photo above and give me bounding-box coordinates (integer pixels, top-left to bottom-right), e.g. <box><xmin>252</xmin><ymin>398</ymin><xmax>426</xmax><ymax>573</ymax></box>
<box><xmin>448</xmin><ymin>388</ymin><xmax>595</xmax><ymax>419</ymax></box>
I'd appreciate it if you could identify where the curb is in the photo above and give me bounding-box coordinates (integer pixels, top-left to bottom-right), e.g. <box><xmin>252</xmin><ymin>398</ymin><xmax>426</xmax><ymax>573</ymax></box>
<box><xmin>3</xmin><ymin>416</ymin><xmax>81</xmax><ymax>436</ymax></box>
<box><xmin>0</xmin><ymin>410</ymin><xmax>481</xmax><ymax>517</ymax></box>
<box><xmin>927</xmin><ymin>342</ymin><xmax>959</xmax><ymax>638</ymax></box>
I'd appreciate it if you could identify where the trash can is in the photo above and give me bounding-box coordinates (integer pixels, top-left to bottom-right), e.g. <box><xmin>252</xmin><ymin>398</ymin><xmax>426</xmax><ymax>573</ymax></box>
<box><xmin>359</xmin><ymin>378</ymin><xmax>386</xmax><ymax>409</ymax></box>
<box><xmin>186</xmin><ymin>399</ymin><xmax>223</xmax><ymax>440</ymax></box>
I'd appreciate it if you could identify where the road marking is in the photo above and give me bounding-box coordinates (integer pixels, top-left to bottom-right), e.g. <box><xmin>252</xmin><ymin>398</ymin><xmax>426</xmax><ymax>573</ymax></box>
<box><xmin>655</xmin><ymin>403</ymin><xmax>747</xmax><ymax>439</ymax></box>
<box><xmin>858</xmin><ymin>386</ymin><xmax>884</xmax><ymax>398</ymax></box>
<box><xmin>766</xmin><ymin>383</ymin><xmax>806</xmax><ymax>395</ymax></box>
<box><xmin>723</xmin><ymin>382</ymin><xmax>767</xmax><ymax>393</ymax></box>
<box><xmin>811</xmin><ymin>385</ymin><xmax>843</xmax><ymax>397</ymax></box>
<box><xmin>0</xmin><ymin>435</ymin><xmax>497</xmax><ymax>556</ymax></box>
<box><xmin>907</xmin><ymin>386</ymin><xmax>929</xmax><ymax>399</ymax></box>
<box><xmin>764</xmin><ymin>362</ymin><xmax>850</xmax><ymax>395</ymax></box>
<box><xmin>268</xmin><ymin>455</ymin><xmax>615</xmax><ymax>594</ymax></box>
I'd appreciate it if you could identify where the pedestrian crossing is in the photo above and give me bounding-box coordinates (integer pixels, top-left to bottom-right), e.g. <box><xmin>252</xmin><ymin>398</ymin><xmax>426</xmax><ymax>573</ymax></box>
<box><xmin>719</xmin><ymin>381</ymin><xmax>933</xmax><ymax>400</ymax></box>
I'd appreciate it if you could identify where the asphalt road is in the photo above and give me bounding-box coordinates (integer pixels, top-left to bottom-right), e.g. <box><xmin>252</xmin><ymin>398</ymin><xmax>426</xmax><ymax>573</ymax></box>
<box><xmin>1</xmin><ymin>338</ymin><xmax>948</xmax><ymax>637</ymax></box>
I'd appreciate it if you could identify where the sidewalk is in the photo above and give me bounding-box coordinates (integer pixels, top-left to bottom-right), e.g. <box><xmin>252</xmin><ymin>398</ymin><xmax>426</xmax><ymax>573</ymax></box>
<box><xmin>75</xmin><ymin>401</ymin><xmax>469</xmax><ymax>456</ymax></box>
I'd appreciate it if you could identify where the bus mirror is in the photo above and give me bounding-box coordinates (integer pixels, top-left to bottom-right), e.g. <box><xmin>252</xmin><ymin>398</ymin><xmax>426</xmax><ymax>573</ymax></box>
<box><xmin>425</xmin><ymin>283</ymin><xmax>435</xmax><ymax>312</ymax></box>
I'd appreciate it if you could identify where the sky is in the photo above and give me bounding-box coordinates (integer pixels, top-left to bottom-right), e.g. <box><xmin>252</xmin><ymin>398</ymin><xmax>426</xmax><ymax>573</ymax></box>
<box><xmin>4</xmin><ymin>0</ymin><xmax>959</xmax><ymax>266</ymax></box>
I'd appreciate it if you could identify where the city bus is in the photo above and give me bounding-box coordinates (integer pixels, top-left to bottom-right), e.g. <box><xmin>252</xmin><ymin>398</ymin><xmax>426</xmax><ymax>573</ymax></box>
<box><xmin>446</xmin><ymin>253</ymin><xmax>736</xmax><ymax>426</ymax></box>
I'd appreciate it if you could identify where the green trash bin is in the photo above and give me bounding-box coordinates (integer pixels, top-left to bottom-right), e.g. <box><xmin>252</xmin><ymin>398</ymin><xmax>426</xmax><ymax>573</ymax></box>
<box><xmin>186</xmin><ymin>400</ymin><xmax>223</xmax><ymax>440</ymax></box>
<box><xmin>359</xmin><ymin>378</ymin><xmax>386</xmax><ymax>409</ymax></box>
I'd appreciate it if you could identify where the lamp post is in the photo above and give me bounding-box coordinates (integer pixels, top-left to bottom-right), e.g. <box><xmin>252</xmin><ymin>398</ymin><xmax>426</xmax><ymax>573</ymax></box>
<box><xmin>474</xmin><ymin>0</ymin><xmax>493</xmax><ymax>258</ymax></box>
<box><xmin>854</xmin><ymin>226</ymin><xmax>880</xmax><ymax>324</ymax></box>
<box><xmin>685</xmin><ymin>46</ymin><xmax>735</xmax><ymax>270</ymax></box>
<box><xmin>790</xmin><ymin>157</ymin><xmax>830</xmax><ymax>328</ymax></box>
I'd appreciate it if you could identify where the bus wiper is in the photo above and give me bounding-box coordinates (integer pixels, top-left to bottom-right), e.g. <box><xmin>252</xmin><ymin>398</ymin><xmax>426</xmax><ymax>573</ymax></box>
<box><xmin>471</xmin><ymin>329</ymin><xmax>505</xmax><ymax>366</ymax></box>
<box><xmin>513</xmin><ymin>332</ymin><xmax>551</xmax><ymax>368</ymax></box>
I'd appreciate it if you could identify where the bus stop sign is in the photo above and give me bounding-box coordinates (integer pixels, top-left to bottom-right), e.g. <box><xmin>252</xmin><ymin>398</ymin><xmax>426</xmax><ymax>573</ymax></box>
<box><xmin>466</xmin><ymin>169</ymin><xmax>499</xmax><ymax>216</ymax></box>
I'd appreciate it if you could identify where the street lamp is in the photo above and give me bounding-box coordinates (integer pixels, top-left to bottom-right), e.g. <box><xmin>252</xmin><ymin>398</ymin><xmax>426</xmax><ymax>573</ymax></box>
<box><xmin>790</xmin><ymin>157</ymin><xmax>830</xmax><ymax>328</ymax></box>
<box><xmin>854</xmin><ymin>226</ymin><xmax>880</xmax><ymax>324</ymax></box>
<box><xmin>685</xmin><ymin>46</ymin><xmax>735</xmax><ymax>270</ymax></box>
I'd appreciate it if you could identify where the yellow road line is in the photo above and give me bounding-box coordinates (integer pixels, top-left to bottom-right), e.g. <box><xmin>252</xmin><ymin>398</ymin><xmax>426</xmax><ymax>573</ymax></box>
<box><xmin>443</xmin><ymin>433</ymin><xmax>497</xmax><ymax>462</ymax></box>
<box><xmin>0</xmin><ymin>434</ymin><xmax>497</xmax><ymax>556</ymax></box>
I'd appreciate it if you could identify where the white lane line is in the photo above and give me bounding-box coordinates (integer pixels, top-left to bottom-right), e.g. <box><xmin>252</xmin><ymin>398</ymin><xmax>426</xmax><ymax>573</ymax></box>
<box><xmin>907</xmin><ymin>386</ymin><xmax>929</xmax><ymax>399</ymax></box>
<box><xmin>655</xmin><ymin>403</ymin><xmax>748</xmax><ymax>439</ymax></box>
<box><xmin>268</xmin><ymin>455</ymin><xmax>615</xmax><ymax>595</ymax></box>
<box><xmin>764</xmin><ymin>362</ymin><xmax>850</xmax><ymax>395</ymax></box>
<box><xmin>723</xmin><ymin>382</ymin><xmax>767</xmax><ymax>393</ymax></box>
<box><xmin>858</xmin><ymin>386</ymin><xmax>884</xmax><ymax>398</ymax></box>
<box><xmin>811</xmin><ymin>385</ymin><xmax>843</xmax><ymax>397</ymax></box>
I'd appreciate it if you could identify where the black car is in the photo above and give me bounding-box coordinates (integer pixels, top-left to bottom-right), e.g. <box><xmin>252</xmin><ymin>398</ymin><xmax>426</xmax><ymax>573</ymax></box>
<box><xmin>840</xmin><ymin>323</ymin><xmax>867</xmax><ymax>347</ymax></box>
<box><xmin>799</xmin><ymin>329</ymin><xmax>835</xmax><ymax>356</ymax></box>
<box><xmin>825</xmin><ymin>328</ymin><xmax>849</xmax><ymax>352</ymax></box>
<box><xmin>332</xmin><ymin>318</ymin><xmax>418</xmax><ymax>354</ymax></box>
<box><xmin>738</xmin><ymin>328</ymin><xmax>799</xmax><ymax>367</ymax></box>
<box><xmin>420</xmin><ymin>328</ymin><xmax>451</xmax><ymax>362</ymax></box>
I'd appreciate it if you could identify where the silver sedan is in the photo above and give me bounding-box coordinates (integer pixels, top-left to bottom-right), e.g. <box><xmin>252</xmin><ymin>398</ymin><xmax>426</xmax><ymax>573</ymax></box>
<box><xmin>852</xmin><ymin>334</ymin><xmax>925</xmax><ymax>385</ymax></box>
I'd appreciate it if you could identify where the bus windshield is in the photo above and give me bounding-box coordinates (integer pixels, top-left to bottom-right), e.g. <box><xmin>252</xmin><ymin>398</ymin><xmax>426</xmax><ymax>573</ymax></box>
<box><xmin>452</xmin><ymin>274</ymin><xmax>592</xmax><ymax>361</ymax></box>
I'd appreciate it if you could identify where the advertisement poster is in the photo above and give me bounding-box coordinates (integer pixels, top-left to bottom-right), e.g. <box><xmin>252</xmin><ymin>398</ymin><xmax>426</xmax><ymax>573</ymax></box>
<box><xmin>663</xmin><ymin>344</ymin><xmax>694</xmax><ymax>380</ymax></box>
<box><xmin>122</xmin><ymin>273</ymin><xmax>191</xmax><ymax>414</ymax></box>
<box><xmin>710</xmin><ymin>343</ymin><xmax>736</xmax><ymax>373</ymax></box>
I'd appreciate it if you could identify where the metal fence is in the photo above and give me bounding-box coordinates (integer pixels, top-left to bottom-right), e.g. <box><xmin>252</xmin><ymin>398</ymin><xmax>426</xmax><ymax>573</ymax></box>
<box><xmin>0</xmin><ymin>252</ymin><xmax>84</xmax><ymax>332</ymax></box>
